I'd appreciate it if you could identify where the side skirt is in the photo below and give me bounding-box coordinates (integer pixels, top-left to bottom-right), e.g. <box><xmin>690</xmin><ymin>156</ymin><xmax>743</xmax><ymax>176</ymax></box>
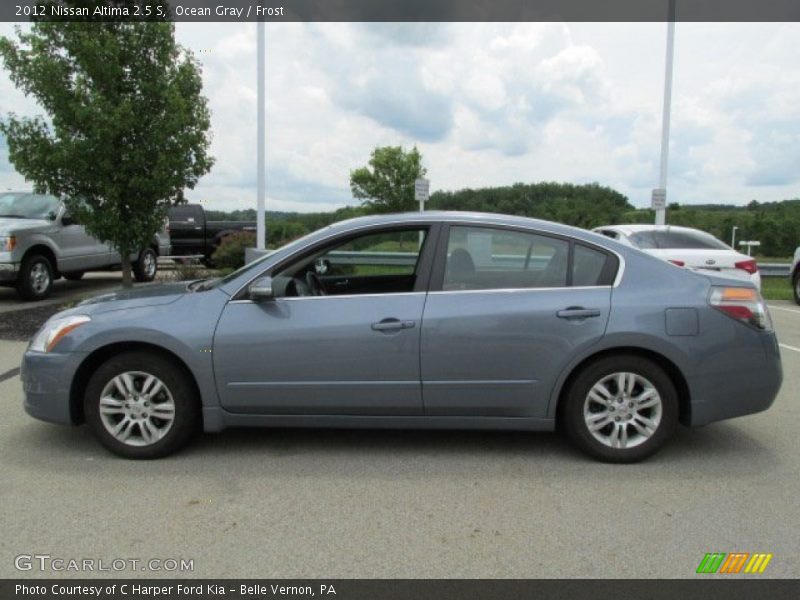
<box><xmin>202</xmin><ymin>407</ymin><xmax>555</xmax><ymax>434</ymax></box>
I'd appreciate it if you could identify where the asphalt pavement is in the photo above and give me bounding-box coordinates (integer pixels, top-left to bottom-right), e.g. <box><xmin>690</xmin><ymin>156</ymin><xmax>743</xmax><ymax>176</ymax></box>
<box><xmin>0</xmin><ymin>302</ymin><xmax>798</xmax><ymax>579</ymax></box>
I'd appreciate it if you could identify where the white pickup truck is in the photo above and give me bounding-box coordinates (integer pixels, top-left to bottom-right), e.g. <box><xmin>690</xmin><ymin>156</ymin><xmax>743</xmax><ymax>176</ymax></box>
<box><xmin>0</xmin><ymin>191</ymin><xmax>170</xmax><ymax>301</ymax></box>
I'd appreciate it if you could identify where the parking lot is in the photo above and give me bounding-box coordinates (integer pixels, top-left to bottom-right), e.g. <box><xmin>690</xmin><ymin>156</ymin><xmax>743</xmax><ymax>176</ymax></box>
<box><xmin>0</xmin><ymin>302</ymin><xmax>798</xmax><ymax>579</ymax></box>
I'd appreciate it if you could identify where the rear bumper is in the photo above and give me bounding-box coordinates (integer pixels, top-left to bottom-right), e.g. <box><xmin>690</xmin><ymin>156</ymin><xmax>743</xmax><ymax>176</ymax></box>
<box><xmin>687</xmin><ymin>333</ymin><xmax>782</xmax><ymax>426</ymax></box>
<box><xmin>21</xmin><ymin>350</ymin><xmax>87</xmax><ymax>426</ymax></box>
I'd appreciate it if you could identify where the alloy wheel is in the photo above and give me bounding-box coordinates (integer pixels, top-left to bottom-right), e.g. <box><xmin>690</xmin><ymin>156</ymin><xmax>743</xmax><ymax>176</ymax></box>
<box><xmin>98</xmin><ymin>371</ymin><xmax>175</xmax><ymax>446</ymax></box>
<box><xmin>583</xmin><ymin>371</ymin><xmax>663</xmax><ymax>449</ymax></box>
<box><xmin>30</xmin><ymin>262</ymin><xmax>50</xmax><ymax>295</ymax></box>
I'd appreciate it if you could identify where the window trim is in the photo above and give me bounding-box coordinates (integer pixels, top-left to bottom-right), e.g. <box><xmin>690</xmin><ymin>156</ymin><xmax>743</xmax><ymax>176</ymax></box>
<box><xmin>231</xmin><ymin>223</ymin><xmax>442</xmax><ymax>301</ymax></box>
<box><xmin>429</xmin><ymin>223</ymin><xmax>620</xmax><ymax>293</ymax></box>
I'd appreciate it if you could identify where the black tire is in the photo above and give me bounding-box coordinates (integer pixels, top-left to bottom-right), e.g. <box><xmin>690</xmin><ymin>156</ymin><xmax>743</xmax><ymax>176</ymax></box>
<box><xmin>133</xmin><ymin>247</ymin><xmax>158</xmax><ymax>282</ymax></box>
<box><xmin>793</xmin><ymin>271</ymin><xmax>800</xmax><ymax>306</ymax></box>
<box><xmin>560</xmin><ymin>355</ymin><xmax>679</xmax><ymax>463</ymax></box>
<box><xmin>63</xmin><ymin>271</ymin><xmax>84</xmax><ymax>281</ymax></box>
<box><xmin>84</xmin><ymin>351</ymin><xmax>200</xmax><ymax>459</ymax></box>
<box><xmin>16</xmin><ymin>253</ymin><xmax>54</xmax><ymax>301</ymax></box>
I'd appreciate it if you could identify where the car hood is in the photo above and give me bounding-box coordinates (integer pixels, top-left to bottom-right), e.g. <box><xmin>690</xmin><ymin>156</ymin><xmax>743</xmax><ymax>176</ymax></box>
<box><xmin>0</xmin><ymin>217</ymin><xmax>54</xmax><ymax>235</ymax></box>
<box><xmin>76</xmin><ymin>282</ymin><xmax>189</xmax><ymax>313</ymax></box>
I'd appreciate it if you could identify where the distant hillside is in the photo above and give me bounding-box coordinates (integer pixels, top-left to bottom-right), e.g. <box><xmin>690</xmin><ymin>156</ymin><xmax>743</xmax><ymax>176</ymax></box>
<box><xmin>427</xmin><ymin>182</ymin><xmax>633</xmax><ymax>228</ymax></box>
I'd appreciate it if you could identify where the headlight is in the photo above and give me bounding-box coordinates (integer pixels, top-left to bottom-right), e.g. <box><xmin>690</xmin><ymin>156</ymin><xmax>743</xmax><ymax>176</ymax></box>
<box><xmin>0</xmin><ymin>236</ymin><xmax>16</xmax><ymax>251</ymax></box>
<box><xmin>29</xmin><ymin>315</ymin><xmax>91</xmax><ymax>353</ymax></box>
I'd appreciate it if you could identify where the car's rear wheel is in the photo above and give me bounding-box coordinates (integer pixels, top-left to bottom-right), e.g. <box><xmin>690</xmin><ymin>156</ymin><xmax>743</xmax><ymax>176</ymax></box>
<box><xmin>133</xmin><ymin>248</ymin><xmax>158</xmax><ymax>282</ymax></box>
<box><xmin>793</xmin><ymin>271</ymin><xmax>800</xmax><ymax>305</ymax></box>
<box><xmin>84</xmin><ymin>352</ymin><xmax>199</xmax><ymax>459</ymax></box>
<box><xmin>561</xmin><ymin>355</ymin><xmax>678</xmax><ymax>463</ymax></box>
<box><xmin>17</xmin><ymin>253</ymin><xmax>54</xmax><ymax>301</ymax></box>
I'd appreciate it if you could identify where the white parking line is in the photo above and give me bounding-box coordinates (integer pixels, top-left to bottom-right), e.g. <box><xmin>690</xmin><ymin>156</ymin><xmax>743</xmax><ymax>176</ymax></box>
<box><xmin>769</xmin><ymin>305</ymin><xmax>800</xmax><ymax>315</ymax></box>
<box><xmin>780</xmin><ymin>343</ymin><xmax>800</xmax><ymax>353</ymax></box>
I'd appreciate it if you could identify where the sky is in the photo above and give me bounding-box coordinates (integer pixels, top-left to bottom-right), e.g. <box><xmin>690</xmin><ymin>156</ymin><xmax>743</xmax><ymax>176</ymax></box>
<box><xmin>1</xmin><ymin>22</ymin><xmax>799</xmax><ymax>213</ymax></box>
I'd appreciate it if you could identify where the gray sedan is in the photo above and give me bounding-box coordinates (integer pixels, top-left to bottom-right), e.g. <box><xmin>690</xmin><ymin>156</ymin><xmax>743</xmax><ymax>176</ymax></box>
<box><xmin>21</xmin><ymin>212</ymin><xmax>782</xmax><ymax>462</ymax></box>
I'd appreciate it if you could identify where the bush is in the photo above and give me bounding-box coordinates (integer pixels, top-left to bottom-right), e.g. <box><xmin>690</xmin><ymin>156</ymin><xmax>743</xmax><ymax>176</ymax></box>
<box><xmin>211</xmin><ymin>231</ymin><xmax>256</xmax><ymax>270</ymax></box>
<box><xmin>171</xmin><ymin>260</ymin><xmax>204</xmax><ymax>282</ymax></box>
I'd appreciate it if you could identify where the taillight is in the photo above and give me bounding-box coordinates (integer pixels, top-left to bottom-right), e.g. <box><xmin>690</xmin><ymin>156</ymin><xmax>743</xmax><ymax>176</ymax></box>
<box><xmin>735</xmin><ymin>259</ymin><xmax>758</xmax><ymax>274</ymax></box>
<box><xmin>668</xmin><ymin>259</ymin><xmax>685</xmax><ymax>267</ymax></box>
<box><xmin>709</xmin><ymin>286</ymin><xmax>773</xmax><ymax>331</ymax></box>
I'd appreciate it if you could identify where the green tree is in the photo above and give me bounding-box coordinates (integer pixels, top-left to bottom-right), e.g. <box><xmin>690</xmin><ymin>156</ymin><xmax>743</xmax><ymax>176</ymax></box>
<box><xmin>0</xmin><ymin>3</ymin><xmax>213</xmax><ymax>286</ymax></box>
<box><xmin>350</xmin><ymin>146</ymin><xmax>426</xmax><ymax>213</ymax></box>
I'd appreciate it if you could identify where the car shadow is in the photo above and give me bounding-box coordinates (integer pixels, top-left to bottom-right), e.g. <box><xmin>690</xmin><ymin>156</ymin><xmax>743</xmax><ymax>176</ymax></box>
<box><xmin>5</xmin><ymin>417</ymin><xmax>779</xmax><ymax>485</ymax></box>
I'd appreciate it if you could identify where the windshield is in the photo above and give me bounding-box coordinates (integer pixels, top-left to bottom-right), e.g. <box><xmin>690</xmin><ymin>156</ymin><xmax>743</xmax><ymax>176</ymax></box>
<box><xmin>0</xmin><ymin>192</ymin><xmax>61</xmax><ymax>219</ymax></box>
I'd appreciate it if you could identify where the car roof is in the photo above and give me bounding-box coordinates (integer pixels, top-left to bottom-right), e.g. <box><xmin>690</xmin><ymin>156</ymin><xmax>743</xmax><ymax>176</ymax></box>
<box><xmin>593</xmin><ymin>224</ymin><xmax>712</xmax><ymax>236</ymax></box>
<box><xmin>326</xmin><ymin>211</ymin><xmax>608</xmax><ymax>243</ymax></box>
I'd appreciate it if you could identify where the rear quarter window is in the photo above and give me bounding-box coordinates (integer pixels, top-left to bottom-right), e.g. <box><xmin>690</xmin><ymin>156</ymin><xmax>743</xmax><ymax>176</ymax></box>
<box><xmin>572</xmin><ymin>244</ymin><xmax>611</xmax><ymax>286</ymax></box>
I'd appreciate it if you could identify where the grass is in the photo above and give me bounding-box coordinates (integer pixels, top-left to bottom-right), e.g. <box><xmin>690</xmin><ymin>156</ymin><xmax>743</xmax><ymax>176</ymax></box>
<box><xmin>761</xmin><ymin>277</ymin><xmax>794</xmax><ymax>301</ymax></box>
<box><xmin>754</xmin><ymin>256</ymin><xmax>793</xmax><ymax>264</ymax></box>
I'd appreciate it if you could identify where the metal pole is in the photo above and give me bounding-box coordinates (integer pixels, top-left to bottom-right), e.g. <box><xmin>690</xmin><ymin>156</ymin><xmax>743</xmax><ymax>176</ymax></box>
<box><xmin>256</xmin><ymin>21</ymin><xmax>266</xmax><ymax>250</ymax></box>
<box><xmin>656</xmin><ymin>0</ymin><xmax>676</xmax><ymax>226</ymax></box>
<box><xmin>731</xmin><ymin>226</ymin><xmax>738</xmax><ymax>248</ymax></box>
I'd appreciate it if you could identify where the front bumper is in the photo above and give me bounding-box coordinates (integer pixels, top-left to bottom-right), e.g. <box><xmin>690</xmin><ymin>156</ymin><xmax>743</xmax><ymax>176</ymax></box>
<box><xmin>0</xmin><ymin>262</ymin><xmax>18</xmax><ymax>282</ymax></box>
<box><xmin>21</xmin><ymin>350</ymin><xmax>88</xmax><ymax>426</ymax></box>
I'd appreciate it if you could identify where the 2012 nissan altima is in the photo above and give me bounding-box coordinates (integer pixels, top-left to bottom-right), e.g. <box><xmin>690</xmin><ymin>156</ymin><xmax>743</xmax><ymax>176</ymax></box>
<box><xmin>21</xmin><ymin>212</ymin><xmax>783</xmax><ymax>462</ymax></box>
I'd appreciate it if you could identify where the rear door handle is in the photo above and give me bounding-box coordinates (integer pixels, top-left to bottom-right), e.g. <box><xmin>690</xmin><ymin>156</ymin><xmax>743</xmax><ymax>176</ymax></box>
<box><xmin>371</xmin><ymin>318</ymin><xmax>416</xmax><ymax>332</ymax></box>
<box><xmin>557</xmin><ymin>307</ymin><xmax>601</xmax><ymax>319</ymax></box>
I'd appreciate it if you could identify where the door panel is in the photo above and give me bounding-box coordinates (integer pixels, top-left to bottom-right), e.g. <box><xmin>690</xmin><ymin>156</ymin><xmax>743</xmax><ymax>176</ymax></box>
<box><xmin>56</xmin><ymin>222</ymin><xmax>112</xmax><ymax>271</ymax></box>
<box><xmin>420</xmin><ymin>288</ymin><xmax>611</xmax><ymax>417</ymax></box>
<box><xmin>213</xmin><ymin>294</ymin><xmax>426</xmax><ymax>415</ymax></box>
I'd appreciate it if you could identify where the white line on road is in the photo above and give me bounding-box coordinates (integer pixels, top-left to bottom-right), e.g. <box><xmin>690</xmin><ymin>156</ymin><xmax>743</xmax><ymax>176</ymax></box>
<box><xmin>779</xmin><ymin>343</ymin><xmax>800</xmax><ymax>353</ymax></box>
<box><xmin>769</xmin><ymin>305</ymin><xmax>800</xmax><ymax>315</ymax></box>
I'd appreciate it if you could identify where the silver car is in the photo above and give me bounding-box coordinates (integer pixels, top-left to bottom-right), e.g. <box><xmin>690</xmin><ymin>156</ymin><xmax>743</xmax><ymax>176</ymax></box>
<box><xmin>0</xmin><ymin>191</ymin><xmax>170</xmax><ymax>300</ymax></box>
<box><xmin>21</xmin><ymin>212</ymin><xmax>782</xmax><ymax>462</ymax></box>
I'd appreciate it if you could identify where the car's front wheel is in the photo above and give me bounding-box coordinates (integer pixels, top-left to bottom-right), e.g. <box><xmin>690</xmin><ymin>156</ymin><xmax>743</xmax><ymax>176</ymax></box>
<box><xmin>561</xmin><ymin>355</ymin><xmax>678</xmax><ymax>463</ymax></box>
<box><xmin>84</xmin><ymin>352</ymin><xmax>200</xmax><ymax>459</ymax></box>
<box><xmin>17</xmin><ymin>253</ymin><xmax>54</xmax><ymax>301</ymax></box>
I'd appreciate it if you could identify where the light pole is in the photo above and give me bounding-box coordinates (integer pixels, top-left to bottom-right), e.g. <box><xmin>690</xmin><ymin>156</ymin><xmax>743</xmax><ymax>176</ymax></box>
<box><xmin>655</xmin><ymin>0</ymin><xmax>676</xmax><ymax>226</ymax></box>
<box><xmin>731</xmin><ymin>226</ymin><xmax>738</xmax><ymax>248</ymax></box>
<box><xmin>256</xmin><ymin>21</ymin><xmax>266</xmax><ymax>251</ymax></box>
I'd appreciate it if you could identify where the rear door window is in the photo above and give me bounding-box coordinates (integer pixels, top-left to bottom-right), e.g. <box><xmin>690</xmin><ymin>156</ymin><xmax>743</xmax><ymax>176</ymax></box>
<box><xmin>443</xmin><ymin>226</ymin><xmax>570</xmax><ymax>290</ymax></box>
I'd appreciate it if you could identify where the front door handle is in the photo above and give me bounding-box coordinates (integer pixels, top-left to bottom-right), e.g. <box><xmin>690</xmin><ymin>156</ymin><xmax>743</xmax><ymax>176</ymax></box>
<box><xmin>557</xmin><ymin>307</ymin><xmax>601</xmax><ymax>319</ymax></box>
<box><xmin>371</xmin><ymin>318</ymin><xmax>416</xmax><ymax>332</ymax></box>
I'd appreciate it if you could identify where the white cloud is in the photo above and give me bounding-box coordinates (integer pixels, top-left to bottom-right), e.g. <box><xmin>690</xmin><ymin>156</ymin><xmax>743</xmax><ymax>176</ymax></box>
<box><xmin>1</xmin><ymin>22</ymin><xmax>799</xmax><ymax>211</ymax></box>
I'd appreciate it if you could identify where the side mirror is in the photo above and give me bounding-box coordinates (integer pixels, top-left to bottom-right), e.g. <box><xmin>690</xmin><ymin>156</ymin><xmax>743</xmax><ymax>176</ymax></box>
<box><xmin>61</xmin><ymin>213</ymin><xmax>75</xmax><ymax>226</ymax></box>
<box><xmin>248</xmin><ymin>276</ymin><xmax>274</xmax><ymax>301</ymax></box>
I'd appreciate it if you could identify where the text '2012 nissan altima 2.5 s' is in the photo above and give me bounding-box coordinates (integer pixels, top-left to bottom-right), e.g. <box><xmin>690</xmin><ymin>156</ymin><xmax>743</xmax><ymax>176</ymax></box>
<box><xmin>21</xmin><ymin>212</ymin><xmax>782</xmax><ymax>462</ymax></box>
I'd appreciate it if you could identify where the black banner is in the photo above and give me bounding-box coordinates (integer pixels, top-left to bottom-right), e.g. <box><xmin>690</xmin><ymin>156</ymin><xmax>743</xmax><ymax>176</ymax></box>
<box><xmin>2</xmin><ymin>0</ymin><xmax>800</xmax><ymax>23</ymax></box>
<box><xmin>1</xmin><ymin>580</ymin><xmax>800</xmax><ymax>600</ymax></box>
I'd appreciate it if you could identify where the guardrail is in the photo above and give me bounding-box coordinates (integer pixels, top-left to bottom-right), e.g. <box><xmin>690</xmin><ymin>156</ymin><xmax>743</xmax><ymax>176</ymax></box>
<box><xmin>759</xmin><ymin>263</ymin><xmax>791</xmax><ymax>278</ymax></box>
<box><xmin>157</xmin><ymin>255</ymin><xmax>205</xmax><ymax>270</ymax></box>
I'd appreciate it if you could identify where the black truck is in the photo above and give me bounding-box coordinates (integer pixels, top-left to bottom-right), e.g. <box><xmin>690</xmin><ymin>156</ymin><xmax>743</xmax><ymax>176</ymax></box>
<box><xmin>168</xmin><ymin>204</ymin><xmax>256</xmax><ymax>263</ymax></box>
